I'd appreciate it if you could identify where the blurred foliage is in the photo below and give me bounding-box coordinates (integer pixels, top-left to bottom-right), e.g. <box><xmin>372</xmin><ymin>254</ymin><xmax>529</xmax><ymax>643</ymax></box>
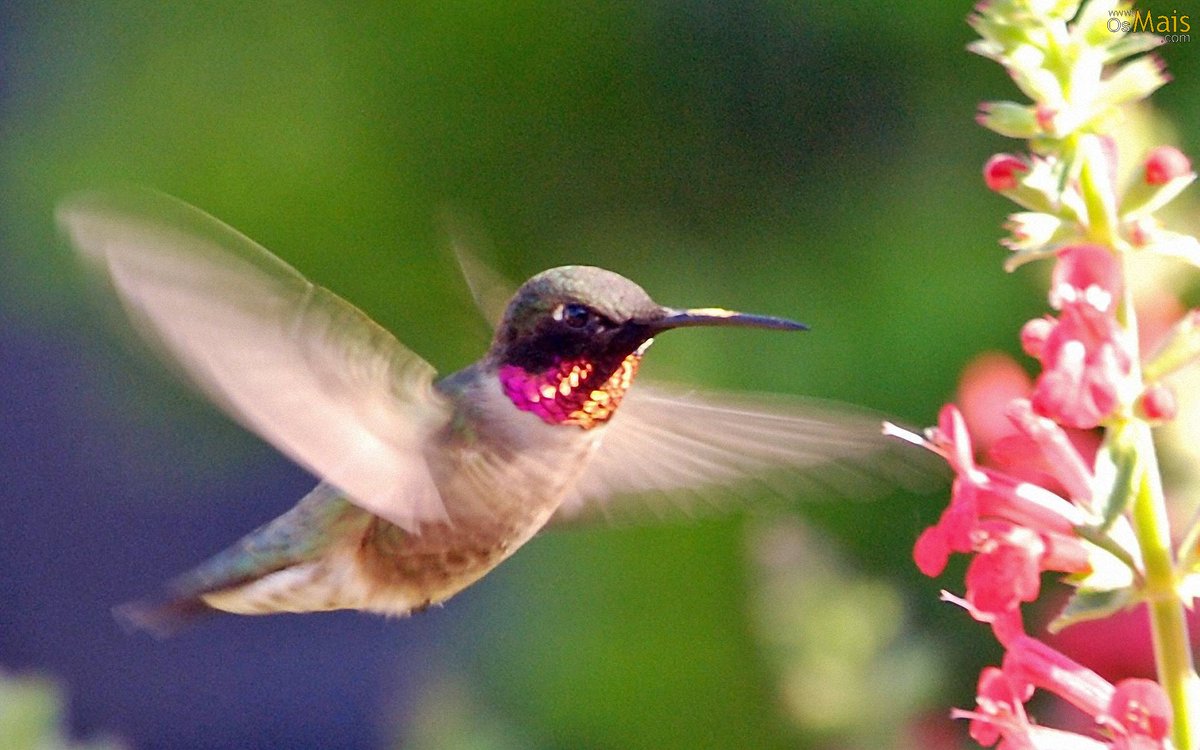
<box><xmin>0</xmin><ymin>672</ymin><xmax>124</xmax><ymax>750</ymax></box>
<box><xmin>3</xmin><ymin>1</ymin><xmax>1199</xmax><ymax>749</ymax></box>
<box><xmin>401</xmin><ymin>674</ymin><xmax>531</xmax><ymax>750</ymax></box>
<box><xmin>745</xmin><ymin>519</ymin><xmax>942</xmax><ymax>748</ymax></box>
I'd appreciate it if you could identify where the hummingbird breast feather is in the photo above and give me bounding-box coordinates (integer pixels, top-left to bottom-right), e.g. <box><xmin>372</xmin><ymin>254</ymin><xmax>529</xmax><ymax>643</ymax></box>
<box><xmin>122</xmin><ymin>379</ymin><xmax>603</xmax><ymax>630</ymax></box>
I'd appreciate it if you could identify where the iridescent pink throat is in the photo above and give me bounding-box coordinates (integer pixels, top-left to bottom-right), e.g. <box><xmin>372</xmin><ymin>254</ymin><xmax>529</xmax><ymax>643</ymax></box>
<box><xmin>498</xmin><ymin>352</ymin><xmax>643</xmax><ymax>429</ymax></box>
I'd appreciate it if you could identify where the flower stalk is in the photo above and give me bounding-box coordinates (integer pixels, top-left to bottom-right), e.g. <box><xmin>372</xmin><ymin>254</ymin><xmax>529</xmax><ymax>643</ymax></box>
<box><xmin>896</xmin><ymin>2</ymin><xmax>1200</xmax><ymax>747</ymax></box>
<box><xmin>1128</xmin><ymin>418</ymin><xmax>1199</xmax><ymax>748</ymax></box>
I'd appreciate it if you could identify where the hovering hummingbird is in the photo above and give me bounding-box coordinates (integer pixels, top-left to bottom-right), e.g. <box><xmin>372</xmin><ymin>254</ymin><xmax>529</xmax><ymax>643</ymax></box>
<box><xmin>59</xmin><ymin>189</ymin><xmax>911</xmax><ymax>635</ymax></box>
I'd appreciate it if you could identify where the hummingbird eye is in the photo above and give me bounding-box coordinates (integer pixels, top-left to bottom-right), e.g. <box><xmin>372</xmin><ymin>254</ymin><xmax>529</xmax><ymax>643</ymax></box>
<box><xmin>558</xmin><ymin>302</ymin><xmax>592</xmax><ymax>329</ymax></box>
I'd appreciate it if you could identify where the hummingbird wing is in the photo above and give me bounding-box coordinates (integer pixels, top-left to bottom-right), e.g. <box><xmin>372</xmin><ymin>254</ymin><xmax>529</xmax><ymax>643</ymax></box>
<box><xmin>444</xmin><ymin>217</ymin><xmax>512</xmax><ymax>329</ymax></box>
<box><xmin>58</xmin><ymin>189</ymin><xmax>453</xmax><ymax>533</ymax></box>
<box><xmin>551</xmin><ymin>383</ymin><xmax>936</xmax><ymax>524</ymax></box>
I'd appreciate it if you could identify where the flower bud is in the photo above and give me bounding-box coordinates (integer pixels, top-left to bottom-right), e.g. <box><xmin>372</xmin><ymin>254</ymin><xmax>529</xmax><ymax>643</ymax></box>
<box><xmin>1122</xmin><ymin>146</ymin><xmax>1196</xmax><ymax>218</ymax></box>
<box><xmin>984</xmin><ymin>153</ymin><xmax>1028</xmax><ymax>192</ymax></box>
<box><xmin>1144</xmin><ymin>145</ymin><xmax>1192</xmax><ymax>186</ymax></box>
<box><xmin>1137</xmin><ymin>383</ymin><xmax>1177</xmax><ymax>423</ymax></box>
<box><xmin>976</xmin><ymin>101</ymin><xmax>1039</xmax><ymax>139</ymax></box>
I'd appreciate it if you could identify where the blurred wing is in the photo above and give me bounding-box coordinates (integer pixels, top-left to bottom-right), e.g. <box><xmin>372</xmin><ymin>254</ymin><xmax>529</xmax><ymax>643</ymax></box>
<box><xmin>551</xmin><ymin>383</ymin><xmax>938</xmax><ymax>524</ymax></box>
<box><xmin>58</xmin><ymin>188</ymin><xmax>451</xmax><ymax>533</ymax></box>
<box><xmin>447</xmin><ymin>226</ymin><xmax>514</xmax><ymax>330</ymax></box>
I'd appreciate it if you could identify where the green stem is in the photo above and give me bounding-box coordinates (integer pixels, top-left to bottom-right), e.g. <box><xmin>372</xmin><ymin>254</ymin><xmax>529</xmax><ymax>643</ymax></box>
<box><xmin>1077</xmin><ymin>135</ymin><xmax>1117</xmax><ymax>248</ymax></box>
<box><xmin>1074</xmin><ymin>523</ymin><xmax>1142</xmax><ymax>582</ymax></box>
<box><xmin>1126</xmin><ymin>420</ymin><xmax>1199</xmax><ymax>750</ymax></box>
<box><xmin>1083</xmin><ymin>141</ymin><xmax>1199</xmax><ymax>747</ymax></box>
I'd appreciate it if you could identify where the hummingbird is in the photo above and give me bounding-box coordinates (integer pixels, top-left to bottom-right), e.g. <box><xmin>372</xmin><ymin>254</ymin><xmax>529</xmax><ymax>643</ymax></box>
<box><xmin>58</xmin><ymin>189</ymin><xmax>910</xmax><ymax>636</ymax></box>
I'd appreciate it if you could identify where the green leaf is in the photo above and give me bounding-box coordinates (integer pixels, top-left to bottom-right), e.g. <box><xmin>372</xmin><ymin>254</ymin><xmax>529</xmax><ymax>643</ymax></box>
<box><xmin>1121</xmin><ymin>173</ymin><xmax>1196</xmax><ymax>219</ymax></box>
<box><xmin>1102</xmin><ymin>33</ymin><xmax>1162</xmax><ymax>62</ymax></box>
<box><xmin>1092</xmin><ymin>426</ymin><xmax>1140</xmax><ymax>530</ymax></box>
<box><xmin>1048</xmin><ymin>586</ymin><xmax>1135</xmax><ymax>633</ymax></box>
<box><xmin>1144</xmin><ymin>304</ymin><xmax>1200</xmax><ymax>382</ymax></box>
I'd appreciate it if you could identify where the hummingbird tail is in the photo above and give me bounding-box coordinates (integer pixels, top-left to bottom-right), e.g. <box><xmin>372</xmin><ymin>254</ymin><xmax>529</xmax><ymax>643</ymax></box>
<box><xmin>113</xmin><ymin>595</ymin><xmax>220</xmax><ymax>639</ymax></box>
<box><xmin>113</xmin><ymin>483</ymin><xmax>377</xmax><ymax>636</ymax></box>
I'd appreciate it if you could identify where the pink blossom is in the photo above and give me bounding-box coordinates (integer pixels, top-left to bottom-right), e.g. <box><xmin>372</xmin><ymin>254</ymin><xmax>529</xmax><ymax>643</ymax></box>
<box><xmin>1027</xmin><ymin>246</ymin><xmax>1135</xmax><ymax>429</ymax></box>
<box><xmin>963</xmin><ymin>521</ymin><xmax>1089</xmax><ymax>617</ymax></box>
<box><xmin>1104</xmin><ymin>679</ymin><xmax>1172</xmax><ymax>741</ymax></box>
<box><xmin>965</xmin><ymin>523</ymin><xmax>1047</xmax><ymax>613</ymax></box>
<box><xmin>955</xmin><ymin>352</ymin><xmax>1100</xmax><ymax>496</ymax></box>
<box><xmin>956</xmin><ymin>637</ymin><xmax>1173</xmax><ymax>749</ymax></box>
<box><xmin>918</xmin><ymin>406</ymin><xmax>1087</xmax><ymax>535</ymax></box>
<box><xmin>1003</xmin><ymin>636</ymin><xmax>1114</xmax><ymax>717</ymax></box>
<box><xmin>1020</xmin><ymin>317</ymin><xmax>1054</xmax><ymax>360</ymax></box>
<box><xmin>958</xmin><ymin>352</ymin><xmax>1034</xmax><ymax>454</ymax></box>
<box><xmin>1003</xmin><ymin>399</ymin><xmax>1093</xmax><ymax>503</ymax></box>
<box><xmin>954</xmin><ymin>665</ymin><xmax>1109</xmax><ymax>749</ymax></box>
<box><xmin>1048</xmin><ymin>245</ymin><xmax>1123</xmax><ymax>311</ymax></box>
<box><xmin>911</xmin><ymin>406</ymin><xmax>1090</xmax><ymax>618</ymax></box>
<box><xmin>960</xmin><ymin>666</ymin><xmax>1032</xmax><ymax>747</ymax></box>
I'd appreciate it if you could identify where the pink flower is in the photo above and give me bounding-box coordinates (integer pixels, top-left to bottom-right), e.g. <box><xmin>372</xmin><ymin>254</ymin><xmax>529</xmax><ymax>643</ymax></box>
<box><xmin>1105</xmin><ymin>679</ymin><xmax>1172</xmax><ymax>741</ymax></box>
<box><xmin>953</xmin><ymin>665</ymin><xmax>1109</xmax><ymax>749</ymax></box>
<box><xmin>1003</xmin><ymin>636</ymin><xmax>1114</xmax><ymax>718</ymax></box>
<box><xmin>964</xmin><ymin>523</ymin><xmax>1048</xmax><ymax>613</ymax></box>
<box><xmin>964</xmin><ymin>521</ymin><xmax>1089</xmax><ymax>616</ymax></box>
<box><xmin>1048</xmin><ymin>245</ymin><xmax>1123</xmax><ymax>311</ymax></box>
<box><xmin>955</xmin><ymin>352</ymin><xmax>1101</xmax><ymax>496</ymax></box>
<box><xmin>910</xmin><ymin>405</ymin><xmax>1090</xmax><ymax>619</ymax></box>
<box><xmin>917</xmin><ymin>406</ymin><xmax>1088</xmax><ymax>535</ymax></box>
<box><xmin>1045</xmin><ymin>602</ymin><xmax>1200</xmax><ymax>686</ymax></box>
<box><xmin>956</xmin><ymin>637</ymin><xmax>1173</xmax><ymax>749</ymax></box>
<box><xmin>959</xmin><ymin>666</ymin><xmax>1032</xmax><ymax>747</ymax></box>
<box><xmin>958</xmin><ymin>352</ymin><xmax>1034</xmax><ymax>454</ymax></box>
<box><xmin>1002</xmin><ymin>399</ymin><xmax>1093</xmax><ymax>504</ymax></box>
<box><xmin>1020</xmin><ymin>317</ymin><xmax>1054</xmax><ymax>361</ymax></box>
<box><xmin>1143</xmin><ymin>146</ymin><xmax>1192</xmax><ymax>186</ymax></box>
<box><xmin>1027</xmin><ymin>246</ymin><xmax>1135</xmax><ymax>429</ymax></box>
<box><xmin>985</xmin><ymin>153</ymin><xmax>1029</xmax><ymax>191</ymax></box>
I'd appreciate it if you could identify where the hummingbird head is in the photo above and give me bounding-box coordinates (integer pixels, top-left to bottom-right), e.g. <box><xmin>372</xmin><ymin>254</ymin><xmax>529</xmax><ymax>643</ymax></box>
<box><xmin>491</xmin><ymin>265</ymin><xmax>806</xmax><ymax>428</ymax></box>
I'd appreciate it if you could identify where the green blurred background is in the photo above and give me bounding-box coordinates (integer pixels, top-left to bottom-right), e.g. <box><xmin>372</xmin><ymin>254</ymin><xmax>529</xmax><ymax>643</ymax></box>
<box><xmin>3</xmin><ymin>2</ymin><xmax>1198</xmax><ymax>748</ymax></box>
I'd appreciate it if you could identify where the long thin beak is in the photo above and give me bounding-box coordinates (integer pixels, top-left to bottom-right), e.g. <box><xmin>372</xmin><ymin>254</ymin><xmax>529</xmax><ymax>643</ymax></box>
<box><xmin>650</xmin><ymin>307</ymin><xmax>808</xmax><ymax>332</ymax></box>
